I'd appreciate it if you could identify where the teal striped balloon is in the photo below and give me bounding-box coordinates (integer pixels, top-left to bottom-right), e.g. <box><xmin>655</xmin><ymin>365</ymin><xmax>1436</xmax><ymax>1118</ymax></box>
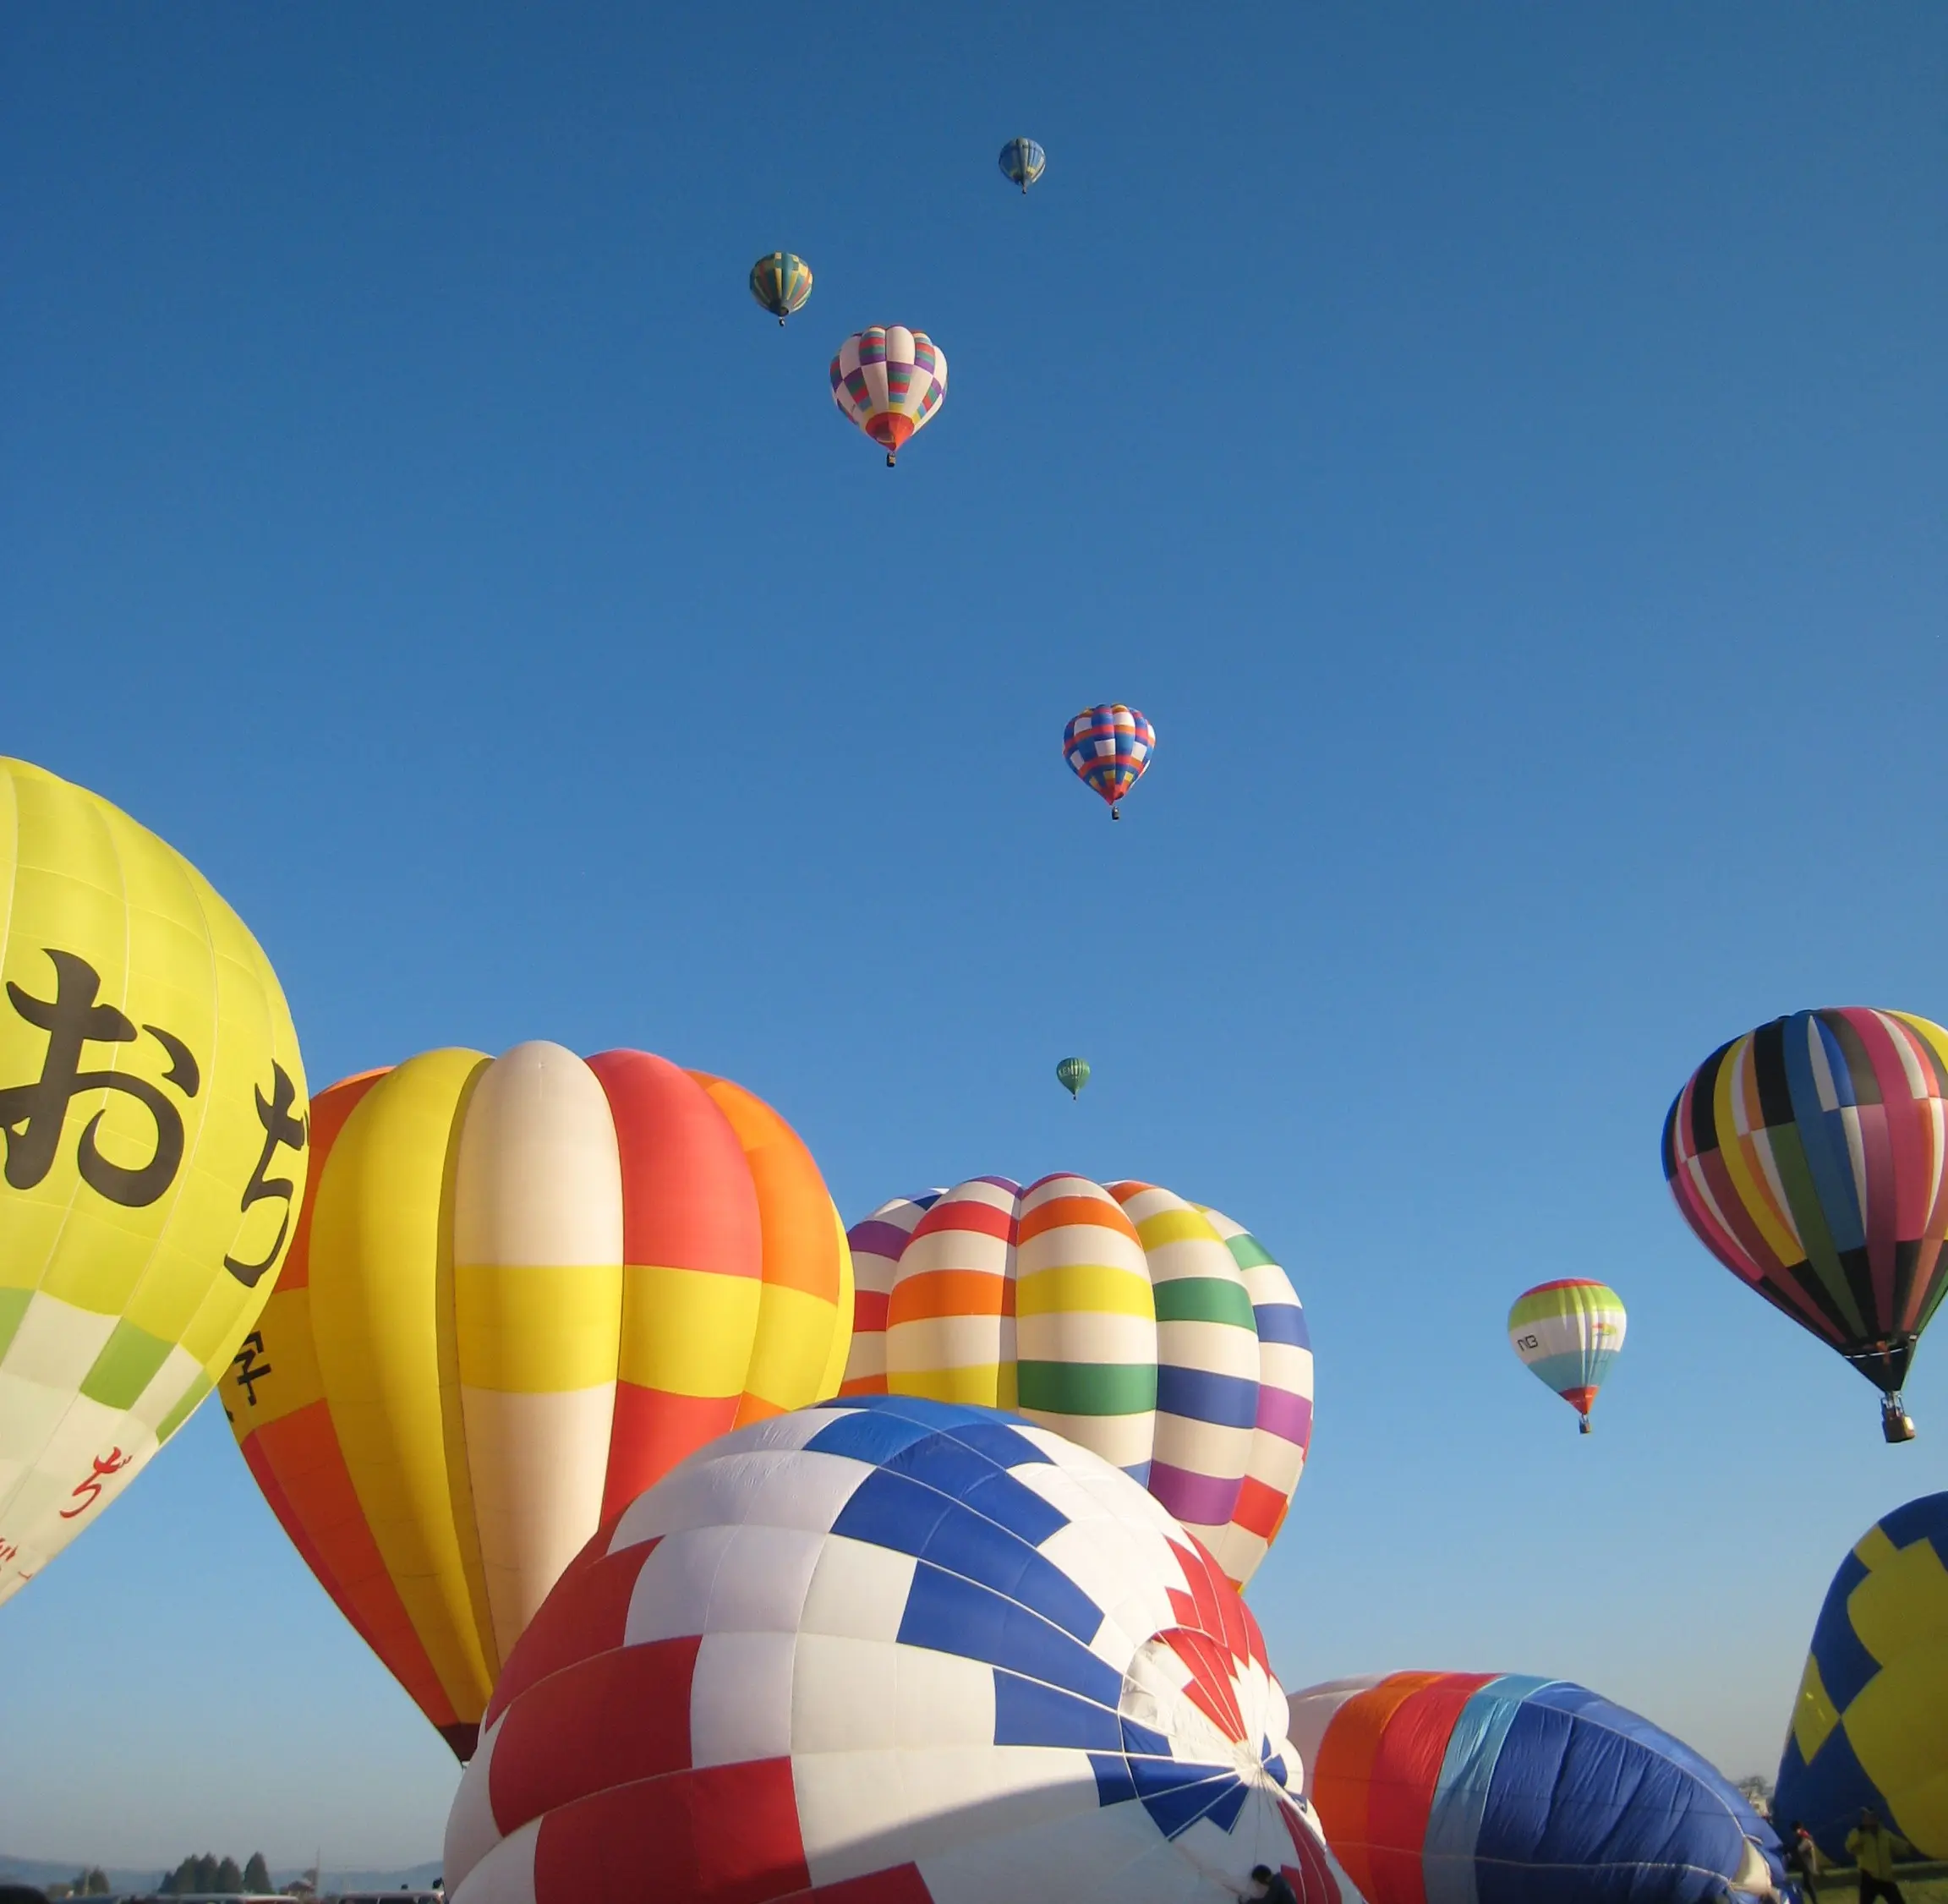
<box><xmin>748</xmin><ymin>250</ymin><xmax>813</xmax><ymax>326</ymax></box>
<box><xmin>1508</xmin><ymin>1279</ymin><xmax>1627</xmax><ymax>1433</ymax></box>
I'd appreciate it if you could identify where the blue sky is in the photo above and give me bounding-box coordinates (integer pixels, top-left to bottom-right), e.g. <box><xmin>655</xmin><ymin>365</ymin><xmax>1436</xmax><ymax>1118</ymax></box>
<box><xmin>3</xmin><ymin>0</ymin><xmax>1945</xmax><ymax>1870</ymax></box>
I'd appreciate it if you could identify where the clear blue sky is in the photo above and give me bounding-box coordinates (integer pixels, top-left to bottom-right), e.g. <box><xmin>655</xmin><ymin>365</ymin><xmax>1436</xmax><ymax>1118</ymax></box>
<box><xmin>3</xmin><ymin>0</ymin><xmax>1945</xmax><ymax>1872</ymax></box>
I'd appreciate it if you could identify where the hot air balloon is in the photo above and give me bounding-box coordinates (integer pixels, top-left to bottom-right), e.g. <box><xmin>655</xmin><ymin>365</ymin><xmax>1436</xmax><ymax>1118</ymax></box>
<box><xmin>1285</xmin><ymin>1671</ymin><xmax>1787</xmax><ymax>1903</ymax></box>
<box><xmin>0</xmin><ymin>758</ymin><xmax>307</xmax><ymax>1606</ymax></box>
<box><xmin>1507</xmin><ymin>1279</ymin><xmax>1626</xmax><ymax>1433</ymax></box>
<box><xmin>1663</xmin><ymin>1009</ymin><xmax>1948</xmax><ymax>1442</ymax></box>
<box><xmin>829</xmin><ymin>326</ymin><xmax>947</xmax><ymax>467</ymax></box>
<box><xmin>226</xmin><ymin>1042</ymin><xmax>852</xmax><ymax>1759</ymax></box>
<box><xmin>748</xmin><ymin>250</ymin><xmax>812</xmax><ymax>326</ymax></box>
<box><xmin>445</xmin><ymin>1397</ymin><xmax>1356</xmax><ymax>1904</ymax></box>
<box><xmin>1775</xmin><ymin>1491</ymin><xmax>1948</xmax><ymax>1863</ymax></box>
<box><xmin>999</xmin><ymin>134</ymin><xmax>1047</xmax><ymax>193</ymax></box>
<box><xmin>1064</xmin><ymin>703</ymin><xmax>1155</xmax><ymax>818</ymax></box>
<box><xmin>1057</xmin><ymin>1055</ymin><xmax>1091</xmax><ymax>1099</ymax></box>
<box><xmin>840</xmin><ymin>1176</ymin><xmax>1313</xmax><ymax>1586</ymax></box>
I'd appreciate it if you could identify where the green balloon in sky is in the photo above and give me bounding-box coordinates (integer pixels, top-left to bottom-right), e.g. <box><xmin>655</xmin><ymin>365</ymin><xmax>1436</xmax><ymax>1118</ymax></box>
<box><xmin>1056</xmin><ymin>1056</ymin><xmax>1091</xmax><ymax>1100</ymax></box>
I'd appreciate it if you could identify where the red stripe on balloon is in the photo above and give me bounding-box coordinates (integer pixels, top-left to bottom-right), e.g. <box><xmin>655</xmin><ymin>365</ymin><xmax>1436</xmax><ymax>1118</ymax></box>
<box><xmin>484</xmin><ymin>1533</ymin><xmax>659</xmax><ymax>1731</ymax></box>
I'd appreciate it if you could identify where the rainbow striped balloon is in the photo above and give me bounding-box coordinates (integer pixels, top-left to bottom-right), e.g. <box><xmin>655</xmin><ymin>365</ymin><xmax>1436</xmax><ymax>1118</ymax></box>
<box><xmin>1507</xmin><ymin>1279</ymin><xmax>1626</xmax><ymax>1433</ymax></box>
<box><xmin>1063</xmin><ymin>703</ymin><xmax>1155</xmax><ymax>815</ymax></box>
<box><xmin>840</xmin><ymin>1175</ymin><xmax>1313</xmax><ymax>1585</ymax></box>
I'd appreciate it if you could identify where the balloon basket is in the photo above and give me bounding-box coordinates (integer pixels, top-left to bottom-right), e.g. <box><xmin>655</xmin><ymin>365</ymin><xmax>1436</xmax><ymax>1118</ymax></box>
<box><xmin>1881</xmin><ymin>1395</ymin><xmax>1917</xmax><ymax>1443</ymax></box>
<box><xmin>1579</xmin><ymin>1416</ymin><xmax>1591</xmax><ymax>1436</ymax></box>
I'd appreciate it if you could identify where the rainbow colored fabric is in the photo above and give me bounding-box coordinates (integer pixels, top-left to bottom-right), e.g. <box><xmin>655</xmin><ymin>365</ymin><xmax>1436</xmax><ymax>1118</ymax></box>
<box><xmin>1506</xmin><ymin>1278</ymin><xmax>1626</xmax><ymax>1428</ymax></box>
<box><xmin>748</xmin><ymin>250</ymin><xmax>813</xmax><ymax>320</ymax></box>
<box><xmin>1285</xmin><ymin>1670</ymin><xmax>1785</xmax><ymax>1904</ymax></box>
<box><xmin>1064</xmin><ymin>703</ymin><xmax>1156</xmax><ymax>812</ymax></box>
<box><xmin>840</xmin><ymin>1176</ymin><xmax>1312</xmax><ymax>1586</ymax></box>
<box><xmin>1776</xmin><ymin>1490</ymin><xmax>1948</xmax><ymax>1862</ymax></box>
<box><xmin>829</xmin><ymin>326</ymin><xmax>948</xmax><ymax>463</ymax></box>
<box><xmin>1663</xmin><ymin>1007</ymin><xmax>1948</xmax><ymax>1396</ymax></box>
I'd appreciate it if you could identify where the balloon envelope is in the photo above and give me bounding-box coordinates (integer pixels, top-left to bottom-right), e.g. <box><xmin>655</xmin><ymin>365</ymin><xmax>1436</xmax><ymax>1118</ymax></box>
<box><xmin>1064</xmin><ymin>704</ymin><xmax>1155</xmax><ymax>813</ymax></box>
<box><xmin>829</xmin><ymin>326</ymin><xmax>947</xmax><ymax>464</ymax></box>
<box><xmin>445</xmin><ymin>1396</ymin><xmax>1354</xmax><ymax>1904</ymax></box>
<box><xmin>1663</xmin><ymin>1009</ymin><xmax>1948</xmax><ymax>1418</ymax></box>
<box><xmin>1285</xmin><ymin>1671</ymin><xmax>1785</xmax><ymax>1902</ymax></box>
<box><xmin>1507</xmin><ymin>1279</ymin><xmax>1625</xmax><ymax>1431</ymax></box>
<box><xmin>1057</xmin><ymin>1055</ymin><xmax>1091</xmax><ymax>1098</ymax></box>
<box><xmin>227</xmin><ymin>1041</ymin><xmax>852</xmax><ymax>1758</ymax></box>
<box><xmin>748</xmin><ymin>250</ymin><xmax>812</xmax><ymax>321</ymax></box>
<box><xmin>0</xmin><ymin>758</ymin><xmax>307</xmax><ymax>1605</ymax></box>
<box><xmin>840</xmin><ymin>1175</ymin><xmax>1312</xmax><ymax>1585</ymax></box>
<box><xmin>1775</xmin><ymin>1491</ymin><xmax>1948</xmax><ymax>1862</ymax></box>
<box><xmin>999</xmin><ymin>134</ymin><xmax>1047</xmax><ymax>190</ymax></box>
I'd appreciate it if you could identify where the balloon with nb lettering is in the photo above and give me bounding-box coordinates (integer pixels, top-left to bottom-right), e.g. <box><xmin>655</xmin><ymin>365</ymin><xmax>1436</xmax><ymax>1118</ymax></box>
<box><xmin>1663</xmin><ymin>1009</ymin><xmax>1948</xmax><ymax>1441</ymax></box>
<box><xmin>1285</xmin><ymin>1670</ymin><xmax>1787</xmax><ymax>1903</ymax></box>
<box><xmin>1507</xmin><ymin>1280</ymin><xmax>1626</xmax><ymax>1434</ymax></box>
<box><xmin>227</xmin><ymin>1042</ymin><xmax>852</xmax><ymax>1759</ymax></box>
<box><xmin>829</xmin><ymin>326</ymin><xmax>948</xmax><ymax>467</ymax></box>
<box><xmin>0</xmin><ymin>757</ymin><xmax>308</xmax><ymax>1606</ymax></box>
<box><xmin>443</xmin><ymin>1396</ymin><xmax>1356</xmax><ymax>1904</ymax></box>
<box><xmin>840</xmin><ymin>1176</ymin><xmax>1313</xmax><ymax>1586</ymax></box>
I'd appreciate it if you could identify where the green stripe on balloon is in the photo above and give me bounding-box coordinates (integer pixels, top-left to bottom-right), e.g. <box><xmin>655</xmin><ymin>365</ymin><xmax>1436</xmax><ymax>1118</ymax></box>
<box><xmin>1152</xmin><ymin>1278</ymin><xmax>1258</xmax><ymax>1329</ymax></box>
<box><xmin>1017</xmin><ymin>1360</ymin><xmax>1157</xmax><ymax>1416</ymax></box>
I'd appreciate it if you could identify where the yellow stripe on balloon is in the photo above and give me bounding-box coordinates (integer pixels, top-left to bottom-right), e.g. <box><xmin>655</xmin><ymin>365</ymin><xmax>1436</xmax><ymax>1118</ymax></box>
<box><xmin>743</xmin><ymin>1281</ymin><xmax>845</xmax><ymax>1414</ymax></box>
<box><xmin>1129</xmin><ymin>1205</ymin><xmax>1223</xmax><ymax>1253</ymax></box>
<box><xmin>1015</xmin><ymin>1261</ymin><xmax>1155</xmax><ymax>1319</ymax></box>
<box><xmin>233</xmin><ymin>1284</ymin><xmax>323</xmax><ymax>1431</ymax></box>
<box><xmin>452</xmin><ymin>1266</ymin><xmax>624</xmax><ymax>1392</ymax></box>
<box><xmin>309</xmin><ymin>1047</ymin><xmax>497</xmax><ymax>1715</ymax></box>
<box><xmin>815</xmin><ymin>1202</ymin><xmax>854</xmax><ymax>1402</ymax></box>
<box><xmin>1712</xmin><ymin>1037</ymin><xmax>1805</xmax><ymax>1267</ymax></box>
<box><xmin>618</xmin><ymin>1265</ymin><xmax>761</xmax><ymax>1395</ymax></box>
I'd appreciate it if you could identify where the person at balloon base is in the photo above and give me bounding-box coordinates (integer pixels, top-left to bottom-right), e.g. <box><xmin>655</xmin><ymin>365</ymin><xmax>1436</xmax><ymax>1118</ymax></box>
<box><xmin>1244</xmin><ymin>1864</ymin><xmax>1299</xmax><ymax>1904</ymax></box>
<box><xmin>1846</xmin><ymin>1808</ymin><xmax>1910</xmax><ymax>1903</ymax></box>
<box><xmin>1785</xmin><ymin>1820</ymin><xmax>1819</xmax><ymax>1900</ymax></box>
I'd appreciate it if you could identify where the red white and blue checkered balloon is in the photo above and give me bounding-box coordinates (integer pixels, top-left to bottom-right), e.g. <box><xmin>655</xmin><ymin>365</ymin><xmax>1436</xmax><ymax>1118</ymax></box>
<box><xmin>1064</xmin><ymin>703</ymin><xmax>1155</xmax><ymax>815</ymax></box>
<box><xmin>445</xmin><ymin>1396</ymin><xmax>1354</xmax><ymax>1904</ymax></box>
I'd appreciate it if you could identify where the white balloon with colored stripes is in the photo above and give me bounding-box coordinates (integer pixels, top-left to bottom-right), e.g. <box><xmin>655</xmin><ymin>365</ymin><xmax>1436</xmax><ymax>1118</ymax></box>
<box><xmin>840</xmin><ymin>1175</ymin><xmax>1315</xmax><ymax>1585</ymax></box>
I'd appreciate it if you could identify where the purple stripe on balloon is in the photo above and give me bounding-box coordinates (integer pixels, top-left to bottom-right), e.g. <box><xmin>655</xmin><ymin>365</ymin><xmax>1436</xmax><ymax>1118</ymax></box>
<box><xmin>846</xmin><ymin>1219</ymin><xmax>918</xmax><ymax>1258</ymax></box>
<box><xmin>1148</xmin><ymin>1461</ymin><xmax>1245</xmax><ymax>1528</ymax></box>
<box><xmin>1254</xmin><ymin>1387</ymin><xmax>1313</xmax><ymax>1444</ymax></box>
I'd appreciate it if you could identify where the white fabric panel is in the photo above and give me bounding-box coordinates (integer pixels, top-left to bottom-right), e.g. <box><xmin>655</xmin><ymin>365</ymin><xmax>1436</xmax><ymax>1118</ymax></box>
<box><xmin>690</xmin><ymin>1628</ymin><xmax>796</xmax><ymax>1766</ymax></box>
<box><xmin>608</xmin><ymin>1443</ymin><xmax>867</xmax><ymax>1551</ymax></box>
<box><xmin>917</xmin><ymin>1795</ymin><xmax>1204</xmax><ymax>1904</ymax></box>
<box><xmin>447</xmin><ymin>1814</ymin><xmax>538</xmax><ymax>1904</ymax></box>
<box><xmin>622</xmin><ymin>1524</ymin><xmax>736</xmax><ymax>1642</ymax></box>
<box><xmin>799</xmin><ymin>1533</ymin><xmax>918</xmax><ymax>1643</ymax></box>
<box><xmin>442</xmin><ymin>1707</ymin><xmax>506</xmax><ymax>1889</ymax></box>
<box><xmin>702</xmin><ymin>1523</ymin><xmax>825</xmax><ymax>1633</ymax></box>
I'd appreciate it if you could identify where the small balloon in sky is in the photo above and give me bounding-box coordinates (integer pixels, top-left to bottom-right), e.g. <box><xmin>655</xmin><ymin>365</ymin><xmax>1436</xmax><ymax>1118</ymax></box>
<box><xmin>748</xmin><ymin>250</ymin><xmax>813</xmax><ymax>326</ymax></box>
<box><xmin>1064</xmin><ymin>703</ymin><xmax>1156</xmax><ymax>818</ymax></box>
<box><xmin>999</xmin><ymin>134</ymin><xmax>1047</xmax><ymax>193</ymax></box>
<box><xmin>1507</xmin><ymin>1278</ymin><xmax>1627</xmax><ymax>1434</ymax></box>
<box><xmin>829</xmin><ymin>326</ymin><xmax>947</xmax><ymax>467</ymax></box>
<box><xmin>1056</xmin><ymin>1054</ymin><xmax>1091</xmax><ymax>1099</ymax></box>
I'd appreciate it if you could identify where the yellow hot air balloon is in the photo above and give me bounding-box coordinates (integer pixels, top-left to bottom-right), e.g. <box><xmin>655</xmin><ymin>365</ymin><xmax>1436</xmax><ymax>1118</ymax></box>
<box><xmin>227</xmin><ymin>1042</ymin><xmax>853</xmax><ymax>1759</ymax></box>
<box><xmin>0</xmin><ymin>758</ymin><xmax>307</xmax><ymax>1603</ymax></box>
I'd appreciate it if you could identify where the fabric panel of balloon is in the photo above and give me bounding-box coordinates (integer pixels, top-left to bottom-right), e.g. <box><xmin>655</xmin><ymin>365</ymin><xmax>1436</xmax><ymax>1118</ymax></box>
<box><xmin>1506</xmin><ymin>1278</ymin><xmax>1626</xmax><ymax>1432</ymax></box>
<box><xmin>1284</xmin><ymin>1670</ymin><xmax>1786</xmax><ymax>1902</ymax></box>
<box><xmin>830</xmin><ymin>326</ymin><xmax>948</xmax><ymax>466</ymax></box>
<box><xmin>0</xmin><ymin>758</ymin><xmax>308</xmax><ymax>1605</ymax></box>
<box><xmin>444</xmin><ymin>1395</ymin><xmax>1355</xmax><ymax>1904</ymax></box>
<box><xmin>999</xmin><ymin>135</ymin><xmax>1047</xmax><ymax>191</ymax></box>
<box><xmin>840</xmin><ymin>1175</ymin><xmax>1312</xmax><ymax>1587</ymax></box>
<box><xmin>1063</xmin><ymin>703</ymin><xmax>1155</xmax><ymax>817</ymax></box>
<box><xmin>1775</xmin><ymin>1490</ymin><xmax>1948</xmax><ymax>1863</ymax></box>
<box><xmin>748</xmin><ymin>250</ymin><xmax>813</xmax><ymax>324</ymax></box>
<box><xmin>227</xmin><ymin>1040</ymin><xmax>852</xmax><ymax>1759</ymax></box>
<box><xmin>1664</xmin><ymin>1008</ymin><xmax>1948</xmax><ymax>1440</ymax></box>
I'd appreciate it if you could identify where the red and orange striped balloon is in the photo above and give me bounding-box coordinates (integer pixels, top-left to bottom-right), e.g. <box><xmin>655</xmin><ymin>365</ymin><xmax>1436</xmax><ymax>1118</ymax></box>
<box><xmin>225</xmin><ymin>1042</ymin><xmax>851</xmax><ymax>1758</ymax></box>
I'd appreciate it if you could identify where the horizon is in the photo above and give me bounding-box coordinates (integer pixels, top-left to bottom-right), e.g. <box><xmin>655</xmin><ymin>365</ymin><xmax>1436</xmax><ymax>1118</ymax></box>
<box><xmin>3</xmin><ymin>0</ymin><xmax>1945</xmax><ymax>1870</ymax></box>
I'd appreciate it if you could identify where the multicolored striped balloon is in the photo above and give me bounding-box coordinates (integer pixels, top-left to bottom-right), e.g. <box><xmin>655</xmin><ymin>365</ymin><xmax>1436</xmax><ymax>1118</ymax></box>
<box><xmin>748</xmin><ymin>250</ymin><xmax>813</xmax><ymax>325</ymax></box>
<box><xmin>999</xmin><ymin>134</ymin><xmax>1047</xmax><ymax>192</ymax></box>
<box><xmin>1663</xmin><ymin>1008</ymin><xmax>1948</xmax><ymax>1436</ymax></box>
<box><xmin>227</xmin><ymin>1042</ymin><xmax>852</xmax><ymax>1759</ymax></box>
<box><xmin>1507</xmin><ymin>1279</ymin><xmax>1626</xmax><ymax>1433</ymax></box>
<box><xmin>1064</xmin><ymin>703</ymin><xmax>1156</xmax><ymax>817</ymax></box>
<box><xmin>840</xmin><ymin>1176</ymin><xmax>1312</xmax><ymax>1585</ymax></box>
<box><xmin>1284</xmin><ymin>1670</ymin><xmax>1785</xmax><ymax>1904</ymax></box>
<box><xmin>829</xmin><ymin>326</ymin><xmax>947</xmax><ymax>467</ymax></box>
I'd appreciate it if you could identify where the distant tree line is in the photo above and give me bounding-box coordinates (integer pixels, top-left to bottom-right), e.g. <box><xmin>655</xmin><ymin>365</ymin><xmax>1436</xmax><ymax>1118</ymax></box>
<box><xmin>155</xmin><ymin>1853</ymin><xmax>273</xmax><ymax>1895</ymax></box>
<box><xmin>46</xmin><ymin>1871</ymin><xmax>111</xmax><ymax>1897</ymax></box>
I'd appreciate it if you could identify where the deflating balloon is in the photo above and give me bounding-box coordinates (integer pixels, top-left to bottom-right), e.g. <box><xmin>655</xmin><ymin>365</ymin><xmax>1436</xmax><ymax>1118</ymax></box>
<box><xmin>227</xmin><ymin>1042</ymin><xmax>852</xmax><ymax>1759</ymax></box>
<box><xmin>1064</xmin><ymin>703</ymin><xmax>1156</xmax><ymax>818</ymax></box>
<box><xmin>748</xmin><ymin>250</ymin><xmax>812</xmax><ymax>326</ymax></box>
<box><xmin>1775</xmin><ymin>1491</ymin><xmax>1948</xmax><ymax>1863</ymax></box>
<box><xmin>444</xmin><ymin>1397</ymin><xmax>1355</xmax><ymax>1904</ymax></box>
<box><xmin>1663</xmin><ymin>1009</ymin><xmax>1948</xmax><ymax>1441</ymax></box>
<box><xmin>0</xmin><ymin>758</ymin><xmax>308</xmax><ymax>1606</ymax></box>
<box><xmin>840</xmin><ymin>1176</ymin><xmax>1313</xmax><ymax>1586</ymax></box>
<box><xmin>999</xmin><ymin>134</ymin><xmax>1047</xmax><ymax>192</ymax></box>
<box><xmin>1507</xmin><ymin>1279</ymin><xmax>1626</xmax><ymax>1433</ymax></box>
<box><xmin>1057</xmin><ymin>1055</ymin><xmax>1092</xmax><ymax>1099</ymax></box>
<box><xmin>1285</xmin><ymin>1670</ymin><xmax>1786</xmax><ymax>1903</ymax></box>
<box><xmin>829</xmin><ymin>326</ymin><xmax>947</xmax><ymax>467</ymax></box>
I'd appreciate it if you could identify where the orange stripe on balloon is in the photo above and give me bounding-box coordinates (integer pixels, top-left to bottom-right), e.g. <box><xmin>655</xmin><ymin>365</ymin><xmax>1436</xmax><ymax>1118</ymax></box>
<box><xmin>1310</xmin><ymin>1671</ymin><xmax>1447</xmax><ymax>1904</ymax></box>
<box><xmin>1017</xmin><ymin>1195</ymin><xmax>1141</xmax><ymax>1245</ymax></box>
<box><xmin>888</xmin><ymin>1269</ymin><xmax>1016</xmax><ymax>1324</ymax></box>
